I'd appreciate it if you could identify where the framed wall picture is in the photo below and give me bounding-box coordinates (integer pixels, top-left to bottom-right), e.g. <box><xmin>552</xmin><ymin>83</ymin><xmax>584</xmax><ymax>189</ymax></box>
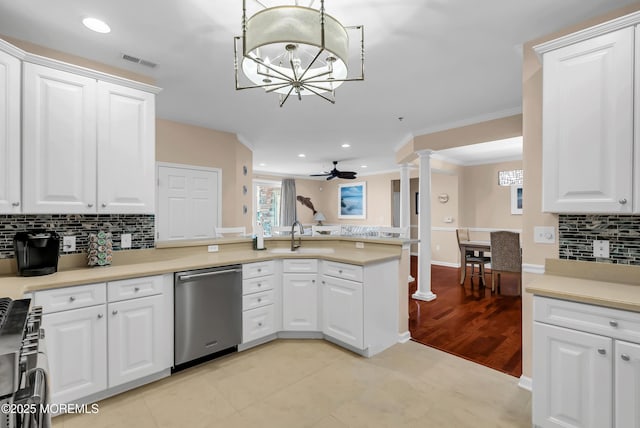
<box><xmin>338</xmin><ymin>182</ymin><xmax>366</xmax><ymax>219</ymax></box>
<box><xmin>511</xmin><ymin>184</ymin><xmax>523</xmax><ymax>215</ymax></box>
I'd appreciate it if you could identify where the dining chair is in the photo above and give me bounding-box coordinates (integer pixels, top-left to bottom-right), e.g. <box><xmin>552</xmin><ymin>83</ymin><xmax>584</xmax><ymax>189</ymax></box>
<box><xmin>489</xmin><ymin>231</ymin><xmax>522</xmax><ymax>294</ymax></box>
<box><xmin>214</xmin><ymin>226</ymin><xmax>246</xmax><ymax>237</ymax></box>
<box><xmin>456</xmin><ymin>228</ymin><xmax>490</xmax><ymax>287</ymax></box>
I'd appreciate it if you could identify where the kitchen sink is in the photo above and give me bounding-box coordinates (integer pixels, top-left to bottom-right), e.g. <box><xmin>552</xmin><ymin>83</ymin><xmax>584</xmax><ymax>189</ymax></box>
<box><xmin>268</xmin><ymin>247</ymin><xmax>335</xmax><ymax>254</ymax></box>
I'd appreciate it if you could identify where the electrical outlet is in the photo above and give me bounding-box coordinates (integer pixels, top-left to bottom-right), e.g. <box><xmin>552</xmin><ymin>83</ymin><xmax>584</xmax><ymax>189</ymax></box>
<box><xmin>62</xmin><ymin>236</ymin><xmax>76</xmax><ymax>252</ymax></box>
<box><xmin>355</xmin><ymin>242</ymin><xmax>365</xmax><ymax>249</ymax></box>
<box><xmin>593</xmin><ymin>240</ymin><xmax>610</xmax><ymax>258</ymax></box>
<box><xmin>121</xmin><ymin>233</ymin><xmax>132</xmax><ymax>249</ymax></box>
<box><xmin>208</xmin><ymin>245</ymin><xmax>219</xmax><ymax>253</ymax></box>
<box><xmin>534</xmin><ymin>226</ymin><xmax>556</xmax><ymax>244</ymax></box>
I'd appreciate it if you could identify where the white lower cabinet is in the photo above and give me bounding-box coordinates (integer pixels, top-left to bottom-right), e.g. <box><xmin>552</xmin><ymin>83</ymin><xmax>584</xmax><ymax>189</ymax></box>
<box><xmin>320</xmin><ymin>274</ymin><xmax>363</xmax><ymax>349</ymax></box>
<box><xmin>38</xmin><ymin>275</ymin><xmax>172</xmax><ymax>405</ymax></box>
<box><xmin>43</xmin><ymin>304</ymin><xmax>107</xmax><ymax>405</ymax></box>
<box><xmin>282</xmin><ymin>259</ymin><xmax>318</xmax><ymax>331</ymax></box>
<box><xmin>533</xmin><ymin>295</ymin><xmax>640</xmax><ymax>428</ymax></box>
<box><xmin>242</xmin><ymin>261</ymin><xmax>279</xmax><ymax>344</ymax></box>
<box><xmin>107</xmin><ymin>294</ymin><xmax>166</xmax><ymax>387</ymax></box>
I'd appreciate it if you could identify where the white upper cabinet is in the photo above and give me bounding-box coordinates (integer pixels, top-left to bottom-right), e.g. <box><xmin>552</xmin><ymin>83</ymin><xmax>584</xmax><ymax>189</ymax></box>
<box><xmin>540</xmin><ymin>27</ymin><xmax>635</xmax><ymax>213</ymax></box>
<box><xmin>20</xmin><ymin>59</ymin><xmax>158</xmax><ymax>214</ymax></box>
<box><xmin>97</xmin><ymin>82</ymin><xmax>155</xmax><ymax>213</ymax></box>
<box><xmin>0</xmin><ymin>49</ymin><xmax>21</xmax><ymax>213</ymax></box>
<box><xmin>23</xmin><ymin>63</ymin><xmax>98</xmax><ymax>213</ymax></box>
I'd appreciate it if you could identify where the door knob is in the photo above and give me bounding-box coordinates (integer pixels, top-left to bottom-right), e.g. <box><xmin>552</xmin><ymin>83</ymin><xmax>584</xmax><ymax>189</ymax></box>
<box><xmin>597</xmin><ymin>348</ymin><xmax>607</xmax><ymax>355</ymax></box>
<box><xmin>621</xmin><ymin>354</ymin><xmax>631</xmax><ymax>361</ymax></box>
<box><xmin>112</xmin><ymin>310</ymin><xmax>118</xmax><ymax>315</ymax></box>
<box><xmin>609</xmin><ymin>320</ymin><xmax>618</xmax><ymax>327</ymax></box>
<box><xmin>69</xmin><ymin>296</ymin><xmax>76</xmax><ymax>302</ymax></box>
<box><xmin>11</xmin><ymin>202</ymin><xmax>19</xmax><ymax>207</ymax></box>
<box><xmin>101</xmin><ymin>203</ymin><xmax>107</xmax><ymax>208</ymax></box>
<box><xmin>87</xmin><ymin>203</ymin><xmax>93</xmax><ymax>208</ymax></box>
<box><xmin>619</xmin><ymin>198</ymin><xmax>628</xmax><ymax>205</ymax></box>
<box><xmin>97</xmin><ymin>314</ymin><xmax>103</xmax><ymax>319</ymax></box>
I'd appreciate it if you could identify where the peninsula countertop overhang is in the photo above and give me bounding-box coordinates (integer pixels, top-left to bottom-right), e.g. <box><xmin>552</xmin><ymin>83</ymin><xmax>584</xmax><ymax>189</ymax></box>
<box><xmin>0</xmin><ymin>236</ymin><xmax>408</xmax><ymax>299</ymax></box>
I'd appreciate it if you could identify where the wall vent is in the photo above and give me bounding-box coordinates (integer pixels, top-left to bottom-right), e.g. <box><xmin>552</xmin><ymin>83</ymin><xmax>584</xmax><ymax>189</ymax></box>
<box><xmin>121</xmin><ymin>53</ymin><xmax>157</xmax><ymax>68</ymax></box>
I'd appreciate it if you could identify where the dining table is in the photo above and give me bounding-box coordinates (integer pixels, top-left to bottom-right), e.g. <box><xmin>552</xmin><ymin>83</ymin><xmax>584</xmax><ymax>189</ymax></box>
<box><xmin>459</xmin><ymin>240</ymin><xmax>491</xmax><ymax>285</ymax></box>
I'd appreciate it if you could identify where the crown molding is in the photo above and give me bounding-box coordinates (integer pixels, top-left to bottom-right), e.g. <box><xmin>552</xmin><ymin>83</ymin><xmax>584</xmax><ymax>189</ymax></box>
<box><xmin>533</xmin><ymin>10</ymin><xmax>640</xmax><ymax>58</ymax></box>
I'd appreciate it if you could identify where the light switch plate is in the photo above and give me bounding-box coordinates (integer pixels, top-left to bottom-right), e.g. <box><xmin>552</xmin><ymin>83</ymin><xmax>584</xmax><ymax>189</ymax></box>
<box><xmin>593</xmin><ymin>240</ymin><xmax>610</xmax><ymax>258</ymax></box>
<box><xmin>121</xmin><ymin>233</ymin><xmax>132</xmax><ymax>249</ymax></box>
<box><xmin>534</xmin><ymin>226</ymin><xmax>556</xmax><ymax>244</ymax></box>
<box><xmin>62</xmin><ymin>236</ymin><xmax>76</xmax><ymax>252</ymax></box>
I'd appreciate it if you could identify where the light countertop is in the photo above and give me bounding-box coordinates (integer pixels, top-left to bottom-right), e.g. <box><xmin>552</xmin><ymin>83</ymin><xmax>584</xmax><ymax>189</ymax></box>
<box><xmin>0</xmin><ymin>239</ymin><xmax>402</xmax><ymax>300</ymax></box>
<box><xmin>525</xmin><ymin>259</ymin><xmax>640</xmax><ymax>312</ymax></box>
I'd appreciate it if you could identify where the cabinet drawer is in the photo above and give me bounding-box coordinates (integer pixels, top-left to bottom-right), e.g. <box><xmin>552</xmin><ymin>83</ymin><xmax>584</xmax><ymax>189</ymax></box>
<box><xmin>322</xmin><ymin>261</ymin><xmax>363</xmax><ymax>282</ymax></box>
<box><xmin>107</xmin><ymin>275</ymin><xmax>163</xmax><ymax>302</ymax></box>
<box><xmin>242</xmin><ymin>261</ymin><xmax>275</xmax><ymax>279</ymax></box>
<box><xmin>243</xmin><ymin>289</ymin><xmax>275</xmax><ymax>311</ymax></box>
<box><xmin>534</xmin><ymin>296</ymin><xmax>640</xmax><ymax>343</ymax></box>
<box><xmin>283</xmin><ymin>258</ymin><xmax>318</xmax><ymax>273</ymax></box>
<box><xmin>35</xmin><ymin>283</ymin><xmax>107</xmax><ymax>313</ymax></box>
<box><xmin>242</xmin><ymin>275</ymin><xmax>275</xmax><ymax>295</ymax></box>
<box><xmin>242</xmin><ymin>305</ymin><xmax>276</xmax><ymax>343</ymax></box>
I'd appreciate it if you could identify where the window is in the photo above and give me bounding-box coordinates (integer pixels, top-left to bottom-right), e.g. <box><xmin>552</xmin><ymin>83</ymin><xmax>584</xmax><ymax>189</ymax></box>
<box><xmin>254</xmin><ymin>180</ymin><xmax>281</xmax><ymax>236</ymax></box>
<box><xmin>498</xmin><ymin>169</ymin><xmax>523</xmax><ymax>186</ymax></box>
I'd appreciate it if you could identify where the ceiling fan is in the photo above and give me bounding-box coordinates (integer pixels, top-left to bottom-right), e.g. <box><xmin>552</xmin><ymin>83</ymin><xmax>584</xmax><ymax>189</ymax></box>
<box><xmin>310</xmin><ymin>161</ymin><xmax>357</xmax><ymax>180</ymax></box>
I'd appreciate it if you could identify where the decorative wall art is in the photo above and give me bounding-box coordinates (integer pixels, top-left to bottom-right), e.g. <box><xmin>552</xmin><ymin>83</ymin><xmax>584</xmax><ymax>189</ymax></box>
<box><xmin>511</xmin><ymin>185</ymin><xmax>523</xmax><ymax>215</ymax></box>
<box><xmin>338</xmin><ymin>182</ymin><xmax>366</xmax><ymax>219</ymax></box>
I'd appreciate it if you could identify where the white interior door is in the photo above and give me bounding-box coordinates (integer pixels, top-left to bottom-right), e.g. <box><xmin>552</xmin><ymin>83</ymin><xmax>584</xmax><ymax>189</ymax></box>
<box><xmin>157</xmin><ymin>163</ymin><xmax>220</xmax><ymax>241</ymax></box>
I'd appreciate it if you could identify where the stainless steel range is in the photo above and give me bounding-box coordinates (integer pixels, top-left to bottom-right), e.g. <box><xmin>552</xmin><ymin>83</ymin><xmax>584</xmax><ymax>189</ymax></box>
<box><xmin>0</xmin><ymin>297</ymin><xmax>49</xmax><ymax>428</ymax></box>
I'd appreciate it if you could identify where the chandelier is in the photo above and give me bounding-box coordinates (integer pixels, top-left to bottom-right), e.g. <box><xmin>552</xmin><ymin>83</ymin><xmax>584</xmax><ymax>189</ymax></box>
<box><xmin>234</xmin><ymin>0</ymin><xmax>364</xmax><ymax>107</ymax></box>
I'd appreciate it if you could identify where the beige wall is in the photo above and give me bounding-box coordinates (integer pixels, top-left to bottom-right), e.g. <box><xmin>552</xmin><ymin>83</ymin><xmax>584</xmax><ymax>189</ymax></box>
<box><xmin>460</xmin><ymin>160</ymin><xmax>523</xmax><ymax>230</ymax></box>
<box><xmin>156</xmin><ymin>119</ymin><xmax>253</xmax><ymax>231</ymax></box>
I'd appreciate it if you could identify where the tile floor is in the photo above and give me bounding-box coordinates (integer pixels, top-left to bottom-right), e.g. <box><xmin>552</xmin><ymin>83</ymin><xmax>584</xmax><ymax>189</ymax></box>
<box><xmin>53</xmin><ymin>340</ymin><xmax>531</xmax><ymax>428</ymax></box>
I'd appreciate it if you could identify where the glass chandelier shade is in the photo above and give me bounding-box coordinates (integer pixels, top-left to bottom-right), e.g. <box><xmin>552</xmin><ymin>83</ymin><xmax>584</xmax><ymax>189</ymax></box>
<box><xmin>234</xmin><ymin>1</ymin><xmax>364</xmax><ymax>107</ymax></box>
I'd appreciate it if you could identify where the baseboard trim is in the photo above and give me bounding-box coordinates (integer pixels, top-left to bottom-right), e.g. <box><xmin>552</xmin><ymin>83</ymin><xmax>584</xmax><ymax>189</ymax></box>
<box><xmin>431</xmin><ymin>260</ymin><xmax>460</xmax><ymax>268</ymax></box>
<box><xmin>518</xmin><ymin>375</ymin><xmax>532</xmax><ymax>391</ymax></box>
<box><xmin>398</xmin><ymin>331</ymin><xmax>411</xmax><ymax>343</ymax></box>
<box><xmin>523</xmin><ymin>264</ymin><xmax>545</xmax><ymax>274</ymax></box>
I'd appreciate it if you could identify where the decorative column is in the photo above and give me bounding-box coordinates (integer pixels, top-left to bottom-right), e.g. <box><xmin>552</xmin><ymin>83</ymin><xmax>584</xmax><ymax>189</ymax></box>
<box><xmin>412</xmin><ymin>150</ymin><xmax>436</xmax><ymax>302</ymax></box>
<box><xmin>399</xmin><ymin>163</ymin><xmax>415</xmax><ymax>282</ymax></box>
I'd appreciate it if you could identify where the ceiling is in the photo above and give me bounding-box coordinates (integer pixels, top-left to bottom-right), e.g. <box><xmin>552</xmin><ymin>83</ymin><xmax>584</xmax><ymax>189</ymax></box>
<box><xmin>0</xmin><ymin>0</ymin><xmax>634</xmax><ymax>177</ymax></box>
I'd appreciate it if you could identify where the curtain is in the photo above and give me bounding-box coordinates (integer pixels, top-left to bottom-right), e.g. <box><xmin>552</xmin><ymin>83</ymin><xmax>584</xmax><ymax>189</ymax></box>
<box><xmin>279</xmin><ymin>178</ymin><xmax>297</xmax><ymax>226</ymax></box>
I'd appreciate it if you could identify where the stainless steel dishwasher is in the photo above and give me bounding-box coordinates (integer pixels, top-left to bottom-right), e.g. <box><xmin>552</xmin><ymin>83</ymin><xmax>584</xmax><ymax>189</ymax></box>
<box><xmin>174</xmin><ymin>264</ymin><xmax>242</xmax><ymax>367</ymax></box>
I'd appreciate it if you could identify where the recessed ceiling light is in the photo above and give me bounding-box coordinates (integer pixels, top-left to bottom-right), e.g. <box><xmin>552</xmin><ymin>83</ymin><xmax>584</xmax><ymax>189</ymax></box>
<box><xmin>298</xmin><ymin>154</ymin><xmax>306</xmax><ymax>158</ymax></box>
<box><xmin>341</xmin><ymin>144</ymin><xmax>351</xmax><ymax>148</ymax></box>
<box><xmin>82</xmin><ymin>17</ymin><xmax>111</xmax><ymax>34</ymax></box>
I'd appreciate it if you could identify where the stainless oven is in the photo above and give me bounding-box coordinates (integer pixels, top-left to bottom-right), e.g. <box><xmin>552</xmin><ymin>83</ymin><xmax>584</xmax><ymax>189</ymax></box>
<box><xmin>0</xmin><ymin>298</ymin><xmax>50</xmax><ymax>428</ymax></box>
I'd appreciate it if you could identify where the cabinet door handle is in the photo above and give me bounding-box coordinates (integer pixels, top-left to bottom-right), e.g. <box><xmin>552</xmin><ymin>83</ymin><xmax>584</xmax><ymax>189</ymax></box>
<box><xmin>112</xmin><ymin>310</ymin><xmax>118</xmax><ymax>315</ymax></box>
<box><xmin>258</xmin><ymin>322</ymin><xmax>263</xmax><ymax>327</ymax></box>
<box><xmin>134</xmin><ymin>287</ymin><xmax>140</xmax><ymax>292</ymax></box>
<box><xmin>322</xmin><ymin>281</ymin><xmax>326</xmax><ymax>284</ymax></box>
<box><xmin>101</xmin><ymin>203</ymin><xmax>107</xmax><ymax>208</ymax></box>
<box><xmin>257</xmin><ymin>283</ymin><xmax>262</xmax><ymax>287</ymax></box>
<box><xmin>97</xmin><ymin>313</ymin><xmax>103</xmax><ymax>319</ymax></box>
<box><xmin>339</xmin><ymin>270</ymin><xmax>343</xmax><ymax>274</ymax></box>
<box><xmin>257</xmin><ymin>298</ymin><xmax>262</xmax><ymax>303</ymax></box>
<box><xmin>257</xmin><ymin>268</ymin><xmax>262</xmax><ymax>273</ymax></box>
<box><xmin>87</xmin><ymin>203</ymin><xmax>93</xmax><ymax>208</ymax></box>
<box><xmin>609</xmin><ymin>320</ymin><xmax>618</xmax><ymax>327</ymax></box>
<box><xmin>11</xmin><ymin>202</ymin><xmax>19</xmax><ymax>207</ymax></box>
<box><xmin>619</xmin><ymin>198</ymin><xmax>628</xmax><ymax>205</ymax></box>
<box><xmin>312</xmin><ymin>279</ymin><xmax>315</xmax><ymax>283</ymax></box>
<box><xmin>69</xmin><ymin>296</ymin><xmax>76</xmax><ymax>302</ymax></box>
<box><xmin>621</xmin><ymin>354</ymin><xmax>631</xmax><ymax>361</ymax></box>
<box><xmin>597</xmin><ymin>348</ymin><xmax>607</xmax><ymax>355</ymax></box>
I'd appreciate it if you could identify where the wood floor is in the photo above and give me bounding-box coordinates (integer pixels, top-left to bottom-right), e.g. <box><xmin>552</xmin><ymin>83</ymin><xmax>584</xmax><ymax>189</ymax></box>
<box><xmin>409</xmin><ymin>257</ymin><xmax>523</xmax><ymax>377</ymax></box>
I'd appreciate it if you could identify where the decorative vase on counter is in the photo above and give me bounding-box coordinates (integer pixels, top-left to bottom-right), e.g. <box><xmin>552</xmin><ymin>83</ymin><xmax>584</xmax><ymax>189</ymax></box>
<box><xmin>87</xmin><ymin>231</ymin><xmax>113</xmax><ymax>267</ymax></box>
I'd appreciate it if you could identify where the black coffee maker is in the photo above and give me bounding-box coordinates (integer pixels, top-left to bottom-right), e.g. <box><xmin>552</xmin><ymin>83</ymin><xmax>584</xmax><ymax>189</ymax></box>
<box><xmin>13</xmin><ymin>230</ymin><xmax>61</xmax><ymax>276</ymax></box>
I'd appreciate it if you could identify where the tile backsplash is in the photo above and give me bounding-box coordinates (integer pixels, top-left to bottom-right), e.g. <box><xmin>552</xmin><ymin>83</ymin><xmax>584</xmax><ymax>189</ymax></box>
<box><xmin>0</xmin><ymin>214</ymin><xmax>155</xmax><ymax>259</ymax></box>
<box><xmin>559</xmin><ymin>214</ymin><xmax>640</xmax><ymax>265</ymax></box>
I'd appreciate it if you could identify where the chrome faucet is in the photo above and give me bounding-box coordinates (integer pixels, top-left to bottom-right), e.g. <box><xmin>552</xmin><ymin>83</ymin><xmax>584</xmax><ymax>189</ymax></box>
<box><xmin>291</xmin><ymin>220</ymin><xmax>304</xmax><ymax>251</ymax></box>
